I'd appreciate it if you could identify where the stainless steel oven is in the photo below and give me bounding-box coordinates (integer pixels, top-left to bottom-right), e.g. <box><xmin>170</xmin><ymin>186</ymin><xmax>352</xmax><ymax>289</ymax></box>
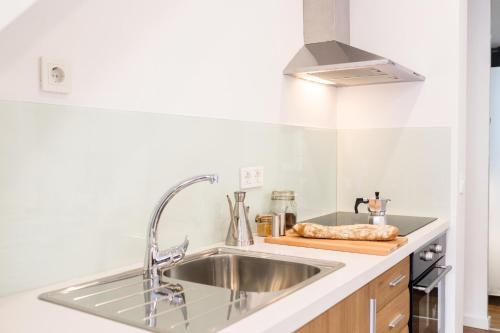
<box><xmin>410</xmin><ymin>234</ymin><xmax>452</xmax><ymax>333</ymax></box>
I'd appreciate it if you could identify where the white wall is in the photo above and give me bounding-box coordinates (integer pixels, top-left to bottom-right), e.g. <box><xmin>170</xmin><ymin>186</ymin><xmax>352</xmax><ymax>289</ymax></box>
<box><xmin>490</xmin><ymin>68</ymin><xmax>500</xmax><ymax>297</ymax></box>
<box><xmin>464</xmin><ymin>0</ymin><xmax>491</xmax><ymax>329</ymax></box>
<box><xmin>0</xmin><ymin>0</ymin><xmax>337</xmax><ymax>129</ymax></box>
<box><xmin>338</xmin><ymin>1</ymin><xmax>461</xmax><ymax>129</ymax></box>
<box><xmin>338</xmin><ymin>1</ymin><xmax>466</xmax><ymax>332</ymax></box>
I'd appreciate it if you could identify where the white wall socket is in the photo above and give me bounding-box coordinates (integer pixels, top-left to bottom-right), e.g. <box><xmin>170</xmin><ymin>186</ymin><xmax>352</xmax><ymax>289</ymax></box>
<box><xmin>40</xmin><ymin>57</ymin><xmax>71</xmax><ymax>94</ymax></box>
<box><xmin>240</xmin><ymin>166</ymin><xmax>264</xmax><ymax>189</ymax></box>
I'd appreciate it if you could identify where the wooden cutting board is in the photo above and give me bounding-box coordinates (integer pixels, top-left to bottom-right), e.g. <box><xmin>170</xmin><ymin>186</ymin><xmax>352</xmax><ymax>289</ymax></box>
<box><xmin>264</xmin><ymin>234</ymin><xmax>408</xmax><ymax>256</ymax></box>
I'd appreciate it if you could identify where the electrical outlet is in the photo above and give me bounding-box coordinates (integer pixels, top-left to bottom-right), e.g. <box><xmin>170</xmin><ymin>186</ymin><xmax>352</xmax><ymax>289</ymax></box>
<box><xmin>40</xmin><ymin>57</ymin><xmax>71</xmax><ymax>94</ymax></box>
<box><xmin>253</xmin><ymin>166</ymin><xmax>264</xmax><ymax>187</ymax></box>
<box><xmin>240</xmin><ymin>166</ymin><xmax>264</xmax><ymax>189</ymax></box>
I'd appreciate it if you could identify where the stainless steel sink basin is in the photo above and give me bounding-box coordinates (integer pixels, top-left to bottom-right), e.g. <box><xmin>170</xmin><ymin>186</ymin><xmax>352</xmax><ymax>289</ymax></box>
<box><xmin>162</xmin><ymin>252</ymin><xmax>321</xmax><ymax>292</ymax></box>
<box><xmin>40</xmin><ymin>248</ymin><xmax>344</xmax><ymax>333</ymax></box>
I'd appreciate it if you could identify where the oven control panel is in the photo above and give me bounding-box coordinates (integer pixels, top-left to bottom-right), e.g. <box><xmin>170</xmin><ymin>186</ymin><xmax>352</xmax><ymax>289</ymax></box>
<box><xmin>412</xmin><ymin>234</ymin><xmax>446</xmax><ymax>279</ymax></box>
<box><xmin>419</xmin><ymin>250</ymin><xmax>435</xmax><ymax>261</ymax></box>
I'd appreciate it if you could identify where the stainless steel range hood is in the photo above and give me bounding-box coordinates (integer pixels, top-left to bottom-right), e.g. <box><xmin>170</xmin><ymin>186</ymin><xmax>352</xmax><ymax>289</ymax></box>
<box><xmin>284</xmin><ymin>0</ymin><xmax>424</xmax><ymax>87</ymax></box>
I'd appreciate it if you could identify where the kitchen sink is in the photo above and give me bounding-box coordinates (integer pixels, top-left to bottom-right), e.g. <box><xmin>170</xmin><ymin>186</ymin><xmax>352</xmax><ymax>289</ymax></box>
<box><xmin>40</xmin><ymin>248</ymin><xmax>344</xmax><ymax>333</ymax></box>
<box><xmin>162</xmin><ymin>251</ymin><xmax>321</xmax><ymax>292</ymax></box>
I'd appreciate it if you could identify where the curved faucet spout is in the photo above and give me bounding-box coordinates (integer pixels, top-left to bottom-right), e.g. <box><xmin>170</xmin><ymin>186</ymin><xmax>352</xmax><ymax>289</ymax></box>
<box><xmin>144</xmin><ymin>174</ymin><xmax>219</xmax><ymax>279</ymax></box>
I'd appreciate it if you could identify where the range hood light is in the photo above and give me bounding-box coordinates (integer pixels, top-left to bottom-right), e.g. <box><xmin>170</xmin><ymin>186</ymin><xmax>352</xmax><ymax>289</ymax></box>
<box><xmin>299</xmin><ymin>73</ymin><xmax>336</xmax><ymax>85</ymax></box>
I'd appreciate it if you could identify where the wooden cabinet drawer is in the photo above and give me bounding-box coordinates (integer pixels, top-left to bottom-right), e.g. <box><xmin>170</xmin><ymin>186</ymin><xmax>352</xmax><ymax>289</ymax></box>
<box><xmin>294</xmin><ymin>311</ymin><xmax>329</xmax><ymax>333</ymax></box>
<box><xmin>297</xmin><ymin>257</ymin><xmax>411</xmax><ymax>333</ymax></box>
<box><xmin>369</xmin><ymin>257</ymin><xmax>410</xmax><ymax>309</ymax></box>
<box><xmin>295</xmin><ymin>284</ymin><xmax>370</xmax><ymax>333</ymax></box>
<box><xmin>376</xmin><ymin>289</ymin><xmax>410</xmax><ymax>333</ymax></box>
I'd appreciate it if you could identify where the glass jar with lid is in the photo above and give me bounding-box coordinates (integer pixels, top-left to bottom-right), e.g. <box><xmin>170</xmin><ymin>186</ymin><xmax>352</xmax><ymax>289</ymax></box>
<box><xmin>270</xmin><ymin>190</ymin><xmax>297</xmax><ymax>230</ymax></box>
<box><xmin>255</xmin><ymin>214</ymin><xmax>273</xmax><ymax>237</ymax></box>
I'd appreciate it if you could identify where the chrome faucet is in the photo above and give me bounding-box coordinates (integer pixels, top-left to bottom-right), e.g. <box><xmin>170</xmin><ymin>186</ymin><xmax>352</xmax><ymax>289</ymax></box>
<box><xmin>144</xmin><ymin>174</ymin><xmax>219</xmax><ymax>279</ymax></box>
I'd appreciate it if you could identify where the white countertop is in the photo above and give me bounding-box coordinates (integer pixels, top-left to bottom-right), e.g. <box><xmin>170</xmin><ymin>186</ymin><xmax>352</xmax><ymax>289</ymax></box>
<box><xmin>0</xmin><ymin>218</ymin><xmax>449</xmax><ymax>333</ymax></box>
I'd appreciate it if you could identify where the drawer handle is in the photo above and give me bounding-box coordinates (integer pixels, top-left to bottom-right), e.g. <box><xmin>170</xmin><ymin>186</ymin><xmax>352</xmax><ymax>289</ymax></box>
<box><xmin>369</xmin><ymin>299</ymin><xmax>376</xmax><ymax>333</ymax></box>
<box><xmin>388</xmin><ymin>313</ymin><xmax>405</xmax><ymax>329</ymax></box>
<box><xmin>388</xmin><ymin>274</ymin><xmax>406</xmax><ymax>287</ymax></box>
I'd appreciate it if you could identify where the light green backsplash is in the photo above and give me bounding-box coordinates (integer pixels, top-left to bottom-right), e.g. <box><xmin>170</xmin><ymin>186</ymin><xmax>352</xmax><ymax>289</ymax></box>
<box><xmin>0</xmin><ymin>101</ymin><xmax>453</xmax><ymax>298</ymax></box>
<box><xmin>337</xmin><ymin>127</ymin><xmax>451</xmax><ymax>217</ymax></box>
<box><xmin>0</xmin><ymin>101</ymin><xmax>337</xmax><ymax>296</ymax></box>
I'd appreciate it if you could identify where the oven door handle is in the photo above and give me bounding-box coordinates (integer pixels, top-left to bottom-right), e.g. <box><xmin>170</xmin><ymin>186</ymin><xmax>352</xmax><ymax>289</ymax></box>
<box><xmin>413</xmin><ymin>265</ymin><xmax>452</xmax><ymax>294</ymax></box>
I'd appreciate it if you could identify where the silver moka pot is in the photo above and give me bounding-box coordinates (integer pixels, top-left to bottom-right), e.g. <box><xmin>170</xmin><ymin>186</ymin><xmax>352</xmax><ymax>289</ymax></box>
<box><xmin>354</xmin><ymin>192</ymin><xmax>391</xmax><ymax>225</ymax></box>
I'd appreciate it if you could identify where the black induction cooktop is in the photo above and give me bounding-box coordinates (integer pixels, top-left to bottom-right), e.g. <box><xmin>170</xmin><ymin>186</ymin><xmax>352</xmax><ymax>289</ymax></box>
<box><xmin>300</xmin><ymin>212</ymin><xmax>437</xmax><ymax>236</ymax></box>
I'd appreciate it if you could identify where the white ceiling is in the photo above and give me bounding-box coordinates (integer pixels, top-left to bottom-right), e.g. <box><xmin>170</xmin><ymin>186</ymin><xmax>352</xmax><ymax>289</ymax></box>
<box><xmin>0</xmin><ymin>1</ymin><xmax>37</xmax><ymax>33</ymax></box>
<box><xmin>493</xmin><ymin>0</ymin><xmax>500</xmax><ymax>47</ymax></box>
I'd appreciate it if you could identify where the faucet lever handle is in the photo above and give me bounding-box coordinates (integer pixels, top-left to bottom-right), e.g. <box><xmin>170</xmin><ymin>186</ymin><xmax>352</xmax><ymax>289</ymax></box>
<box><xmin>156</xmin><ymin>236</ymin><xmax>189</xmax><ymax>267</ymax></box>
<box><xmin>179</xmin><ymin>236</ymin><xmax>189</xmax><ymax>253</ymax></box>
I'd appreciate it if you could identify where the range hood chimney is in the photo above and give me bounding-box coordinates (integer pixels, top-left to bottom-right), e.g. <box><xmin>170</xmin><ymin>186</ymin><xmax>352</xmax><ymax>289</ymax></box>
<box><xmin>284</xmin><ymin>0</ymin><xmax>424</xmax><ymax>86</ymax></box>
